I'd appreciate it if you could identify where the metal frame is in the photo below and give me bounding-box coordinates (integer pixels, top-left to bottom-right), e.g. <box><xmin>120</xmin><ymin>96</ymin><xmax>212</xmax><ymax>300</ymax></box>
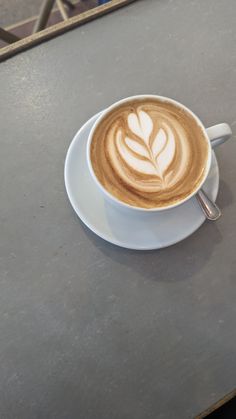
<box><xmin>0</xmin><ymin>27</ymin><xmax>20</xmax><ymax>44</ymax></box>
<box><xmin>33</xmin><ymin>0</ymin><xmax>55</xmax><ymax>33</ymax></box>
<box><xmin>0</xmin><ymin>0</ymin><xmax>136</xmax><ymax>62</ymax></box>
<box><xmin>33</xmin><ymin>0</ymin><xmax>74</xmax><ymax>33</ymax></box>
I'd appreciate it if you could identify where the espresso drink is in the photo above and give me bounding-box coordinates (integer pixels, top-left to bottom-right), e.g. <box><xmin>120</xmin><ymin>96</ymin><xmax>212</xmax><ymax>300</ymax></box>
<box><xmin>90</xmin><ymin>98</ymin><xmax>209</xmax><ymax>208</ymax></box>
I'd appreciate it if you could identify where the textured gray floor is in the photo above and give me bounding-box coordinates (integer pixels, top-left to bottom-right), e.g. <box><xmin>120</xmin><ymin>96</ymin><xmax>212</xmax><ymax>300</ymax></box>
<box><xmin>0</xmin><ymin>0</ymin><xmax>43</xmax><ymax>26</ymax></box>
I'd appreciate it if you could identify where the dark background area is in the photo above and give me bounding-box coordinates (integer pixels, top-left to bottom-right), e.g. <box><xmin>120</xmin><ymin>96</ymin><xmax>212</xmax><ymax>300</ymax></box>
<box><xmin>206</xmin><ymin>396</ymin><xmax>236</xmax><ymax>418</ymax></box>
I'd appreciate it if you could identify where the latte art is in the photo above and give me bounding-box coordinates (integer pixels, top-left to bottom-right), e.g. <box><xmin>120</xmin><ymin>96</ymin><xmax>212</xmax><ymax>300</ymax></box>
<box><xmin>112</xmin><ymin>110</ymin><xmax>190</xmax><ymax>192</ymax></box>
<box><xmin>118</xmin><ymin>112</ymin><xmax>176</xmax><ymax>178</ymax></box>
<box><xmin>90</xmin><ymin>98</ymin><xmax>209</xmax><ymax>208</ymax></box>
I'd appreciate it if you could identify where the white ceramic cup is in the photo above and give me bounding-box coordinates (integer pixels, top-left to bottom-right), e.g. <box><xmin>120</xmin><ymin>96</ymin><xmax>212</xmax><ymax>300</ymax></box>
<box><xmin>87</xmin><ymin>95</ymin><xmax>232</xmax><ymax>212</ymax></box>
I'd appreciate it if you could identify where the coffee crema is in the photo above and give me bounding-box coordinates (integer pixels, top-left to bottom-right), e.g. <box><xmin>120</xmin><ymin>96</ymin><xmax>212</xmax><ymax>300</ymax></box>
<box><xmin>90</xmin><ymin>98</ymin><xmax>209</xmax><ymax>208</ymax></box>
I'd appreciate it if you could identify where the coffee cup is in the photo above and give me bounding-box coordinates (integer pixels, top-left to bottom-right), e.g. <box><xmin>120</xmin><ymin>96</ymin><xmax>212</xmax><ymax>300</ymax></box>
<box><xmin>87</xmin><ymin>95</ymin><xmax>232</xmax><ymax>212</ymax></box>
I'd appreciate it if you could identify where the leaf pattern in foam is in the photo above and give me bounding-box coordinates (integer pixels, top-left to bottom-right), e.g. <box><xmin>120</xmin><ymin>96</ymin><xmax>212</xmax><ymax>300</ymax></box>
<box><xmin>115</xmin><ymin>114</ymin><xmax>176</xmax><ymax>179</ymax></box>
<box><xmin>125</xmin><ymin>136</ymin><xmax>150</xmax><ymax>159</ymax></box>
<box><xmin>128</xmin><ymin>111</ymin><xmax>153</xmax><ymax>145</ymax></box>
<box><xmin>152</xmin><ymin>128</ymin><xmax>167</xmax><ymax>158</ymax></box>
<box><xmin>116</xmin><ymin>130</ymin><xmax>157</xmax><ymax>175</ymax></box>
<box><xmin>156</xmin><ymin>124</ymin><xmax>176</xmax><ymax>176</ymax></box>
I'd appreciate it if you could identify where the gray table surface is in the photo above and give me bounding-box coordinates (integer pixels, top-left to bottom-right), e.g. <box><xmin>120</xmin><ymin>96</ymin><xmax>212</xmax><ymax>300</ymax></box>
<box><xmin>1</xmin><ymin>0</ymin><xmax>236</xmax><ymax>418</ymax></box>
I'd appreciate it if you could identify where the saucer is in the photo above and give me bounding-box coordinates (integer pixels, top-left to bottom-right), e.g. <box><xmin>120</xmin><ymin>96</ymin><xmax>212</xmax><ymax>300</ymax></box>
<box><xmin>64</xmin><ymin>112</ymin><xmax>219</xmax><ymax>250</ymax></box>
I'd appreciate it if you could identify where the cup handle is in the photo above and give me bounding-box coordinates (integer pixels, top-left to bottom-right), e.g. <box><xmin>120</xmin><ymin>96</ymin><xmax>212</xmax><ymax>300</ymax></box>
<box><xmin>206</xmin><ymin>123</ymin><xmax>232</xmax><ymax>149</ymax></box>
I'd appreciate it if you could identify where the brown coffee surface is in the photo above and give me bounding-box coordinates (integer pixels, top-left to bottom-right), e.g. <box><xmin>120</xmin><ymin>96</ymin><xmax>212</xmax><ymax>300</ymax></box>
<box><xmin>90</xmin><ymin>98</ymin><xmax>209</xmax><ymax>208</ymax></box>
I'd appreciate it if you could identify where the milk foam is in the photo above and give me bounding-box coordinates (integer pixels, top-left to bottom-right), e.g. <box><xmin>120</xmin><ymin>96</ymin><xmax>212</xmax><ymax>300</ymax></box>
<box><xmin>90</xmin><ymin>99</ymin><xmax>208</xmax><ymax>208</ymax></box>
<box><xmin>113</xmin><ymin>110</ymin><xmax>183</xmax><ymax>187</ymax></box>
<box><xmin>108</xmin><ymin>110</ymin><xmax>188</xmax><ymax>190</ymax></box>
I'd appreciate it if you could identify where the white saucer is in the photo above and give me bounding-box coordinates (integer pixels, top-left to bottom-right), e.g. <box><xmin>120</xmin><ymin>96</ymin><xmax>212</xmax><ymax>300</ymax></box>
<box><xmin>64</xmin><ymin>112</ymin><xmax>219</xmax><ymax>250</ymax></box>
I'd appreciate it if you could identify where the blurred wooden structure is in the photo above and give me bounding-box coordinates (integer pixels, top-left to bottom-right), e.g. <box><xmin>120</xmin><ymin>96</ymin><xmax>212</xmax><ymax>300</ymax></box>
<box><xmin>0</xmin><ymin>0</ymin><xmax>135</xmax><ymax>61</ymax></box>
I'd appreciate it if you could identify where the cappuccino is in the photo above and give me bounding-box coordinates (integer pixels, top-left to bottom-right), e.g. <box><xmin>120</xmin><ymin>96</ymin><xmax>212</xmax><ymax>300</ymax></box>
<box><xmin>90</xmin><ymin>98</ymin><xmax>209</xmax><ymax>208</ymax></box>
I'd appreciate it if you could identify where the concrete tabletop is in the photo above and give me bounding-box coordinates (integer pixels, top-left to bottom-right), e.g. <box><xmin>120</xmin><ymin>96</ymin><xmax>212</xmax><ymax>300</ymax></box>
<box><xmin>0</xmin><ymin>0</ymin><xmax>236</xmax><ymax>418</ymax></box>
